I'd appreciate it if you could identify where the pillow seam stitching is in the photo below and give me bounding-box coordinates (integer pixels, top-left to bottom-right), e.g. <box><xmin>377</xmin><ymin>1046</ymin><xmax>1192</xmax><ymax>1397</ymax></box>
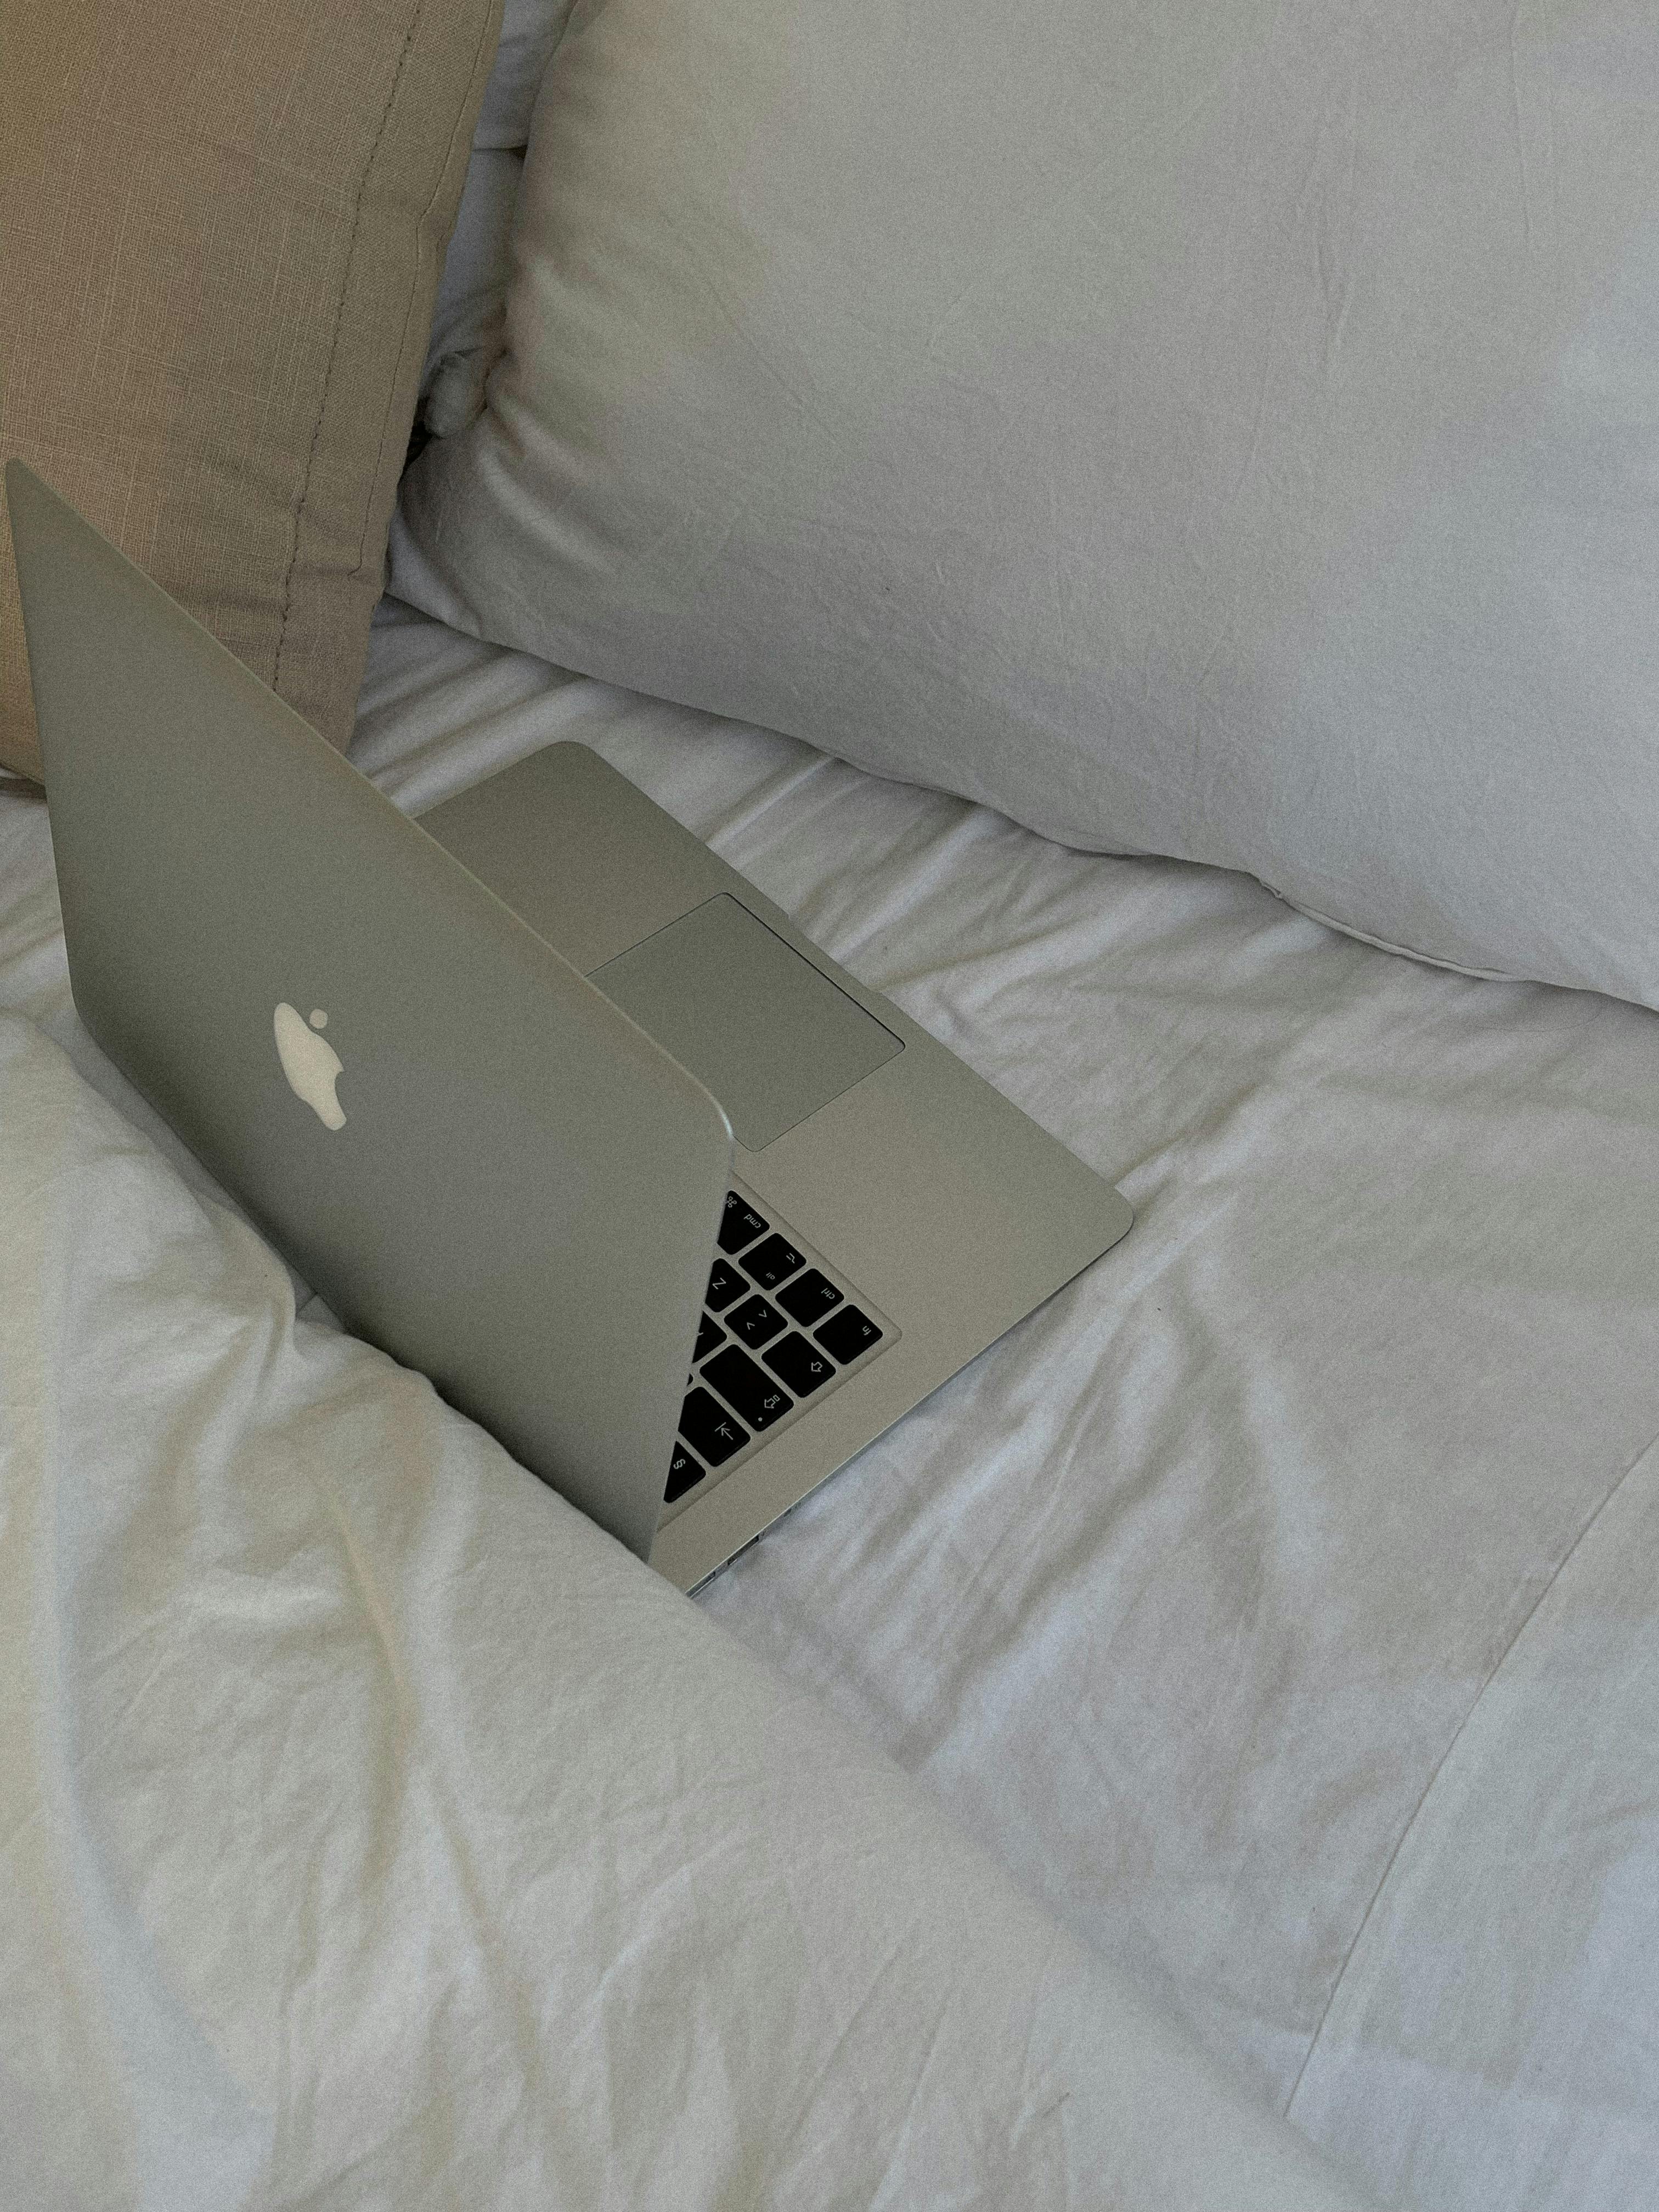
<box><xmin>273</xmin><ymin>0</ymin><xmax>430</xmax><ymax>698</ymax></box>
<box><xmin>351</xmin><ymin>0</ymin><xmax>501</xmax><ymax>586</ymax></box>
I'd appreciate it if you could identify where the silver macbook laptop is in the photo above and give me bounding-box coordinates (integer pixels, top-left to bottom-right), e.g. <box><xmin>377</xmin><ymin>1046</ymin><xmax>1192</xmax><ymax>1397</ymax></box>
<box><xmin>6</xmin><ymin>461</ymin><xmax>1133</xmax><ymax>1590</ymax></box>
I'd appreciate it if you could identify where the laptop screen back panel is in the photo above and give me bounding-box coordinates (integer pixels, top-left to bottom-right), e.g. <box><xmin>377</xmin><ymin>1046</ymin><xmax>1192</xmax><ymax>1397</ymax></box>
<box><xmin>7</xmin><ymin>464</ymin><xmax>732</xmax><ymax>1564</ymax></box>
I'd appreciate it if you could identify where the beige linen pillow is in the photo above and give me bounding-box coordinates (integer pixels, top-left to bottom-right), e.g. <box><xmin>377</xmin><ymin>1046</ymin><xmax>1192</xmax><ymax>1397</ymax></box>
<box><xmin>0</xmin><ymin>0</ymin><xmax>503</xmax><ymax>783</ymax></box>
<box><xmin>390</xmin><ymin>0</ymin><xmax>1659</xmax><ymax>1012</ymax></box>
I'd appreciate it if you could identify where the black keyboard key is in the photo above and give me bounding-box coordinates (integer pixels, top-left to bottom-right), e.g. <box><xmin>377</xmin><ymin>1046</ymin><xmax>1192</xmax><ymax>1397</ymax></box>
<box><xmin>718</xmin><ymin>1194</ymin><xmax>770</xmax><ymax>1254</ymax></box>
<box><xmin>679</xmin><ymin>1387</ymin><xmax>748</xmax><ymax>1466</ymax></box>
<box><xmin>703</xmin><ymin>1345</ymin><xmax>793</xmax><ymax>1431</ymax></box>
<box><xmin>693</xmin><ymin>1313</ymin><xmax>725</xmax><ymax>1363</ymax></box>
<box><xmin>763</xmin><ymin>1331</ymin><xmax>836</xmax><ymax>1398</ymax></box>
<box><xmin>777</xmin><ymin>1267</ymin><xmax>843</xmax><ymax>1328</ymax></box>
<box><xmin>815</xmin><ymin>1305</ymin><xmax>883</xmax><ymax>1364</ymax></box>
<box><xmin>744</xmin><ymin>1233</ymin><xmax>806</xmax><ymax>1291</ymax></box>
<box><xmin>727</xmin><ymin>1293</ymin><xmax>786</xmax><ymax>1350</ymax></box>
<box><xmin>705</xmin><ymin>1258</ymin><xmax>747</xmax><ymax>1312</ymax></box>
<box><xmin>664</xmin><ymin>1442</ymin><xmax>704</xmax><ymax>1503</ymax></box>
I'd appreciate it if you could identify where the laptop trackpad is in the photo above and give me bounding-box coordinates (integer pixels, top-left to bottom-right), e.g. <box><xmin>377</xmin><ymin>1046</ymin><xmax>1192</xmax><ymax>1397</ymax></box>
<box><xmin>590</xmin><ymin>895</ymin><xmax>902</xmax><ymax>1151</ymax></box>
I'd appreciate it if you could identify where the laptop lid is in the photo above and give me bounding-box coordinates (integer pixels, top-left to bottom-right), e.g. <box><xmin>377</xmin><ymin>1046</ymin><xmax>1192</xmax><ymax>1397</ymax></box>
<box><xmin>5</xmin><ymin>461</ymin><xmax>733</xmax><ymax>1565</ymax></box>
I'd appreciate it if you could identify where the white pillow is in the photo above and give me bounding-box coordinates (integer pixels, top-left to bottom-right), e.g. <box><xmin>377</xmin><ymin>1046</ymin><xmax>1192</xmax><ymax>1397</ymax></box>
<box><xmin>473</xmin><ymin>0</ymin><xmax>573</xmax><ymax>148</ymax></box>
<box><xmin>390</xmin><ymin>0</ymin><xmax>1659</xmax><ymax>1011</ymax></box>
<box><xmin>412</xmin><ymin>0</ymin><xmax>562</xmax><ymax>435</ymax></box>
<box><xmin>416</xmin><ymin>147</ymin><xmax>522</xmax><ymax>438</ymax></box>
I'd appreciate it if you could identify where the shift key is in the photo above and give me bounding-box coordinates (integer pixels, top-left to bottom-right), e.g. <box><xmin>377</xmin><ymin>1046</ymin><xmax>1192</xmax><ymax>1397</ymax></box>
<box><xmin>702</xmin><ymin>1345</ymin><xmax>793</xmax><ymax>1431</ymax></box>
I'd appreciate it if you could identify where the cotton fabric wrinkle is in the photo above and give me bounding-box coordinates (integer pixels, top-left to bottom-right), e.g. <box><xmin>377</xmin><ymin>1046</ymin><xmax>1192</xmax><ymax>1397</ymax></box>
<box><xmin>0</xmin><ymin>893</ymin><xmax>1370</xmax><ymax>2205</ymax></box>
<box><xmin>15</xmin><ymin>595</ymin><xmax>1659</xmax><ymax>2206</ymax></box>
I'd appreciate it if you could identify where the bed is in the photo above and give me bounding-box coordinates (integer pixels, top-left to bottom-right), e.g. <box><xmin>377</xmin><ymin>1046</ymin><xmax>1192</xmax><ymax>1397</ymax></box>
<box><xmin>4</xmin><ymin>583</ymin><xmax>1656</xmax><ymax>2206</ymax></box>
<box><xmin>2</xmin><ymin>603</ymin><xmax>1385</xmax><ymax>2209</ymax></box>
<box><xmin>7</xmin><ymin>0</ymin><xmax>1659</xmax><ymax>2203</ymax></box>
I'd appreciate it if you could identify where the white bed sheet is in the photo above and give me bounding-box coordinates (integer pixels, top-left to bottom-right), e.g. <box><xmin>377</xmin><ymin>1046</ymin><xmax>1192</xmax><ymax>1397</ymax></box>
<box><xmin>6</xmin><ymin>594</ymin><xmax>1659</xmax><ymax>2210</ymax></box>
<box><xmin>0</xmin><ymin>1013</ymin><xmax>1369</xmax><ymax>2211</ymax></box>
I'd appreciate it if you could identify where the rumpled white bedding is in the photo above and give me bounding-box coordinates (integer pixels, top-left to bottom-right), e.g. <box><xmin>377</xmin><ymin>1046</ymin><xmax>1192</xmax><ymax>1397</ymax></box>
<box><xmin>5</xmin><ymin>592</ymin><xmax>1659</xmax><ymax>2209</ymax></box>
<box><xmin>0</xmin><ymin>1017</ymin><xmax>1368</xmax><ymax>2210</ymax></box>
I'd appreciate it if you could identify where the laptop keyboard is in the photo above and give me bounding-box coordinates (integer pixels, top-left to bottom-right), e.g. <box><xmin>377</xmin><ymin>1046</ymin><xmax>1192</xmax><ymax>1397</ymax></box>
<box><xmin>664</xmin><ymin>1188</ymin><xmax>892</xmax><ymax>1508</ymax></box>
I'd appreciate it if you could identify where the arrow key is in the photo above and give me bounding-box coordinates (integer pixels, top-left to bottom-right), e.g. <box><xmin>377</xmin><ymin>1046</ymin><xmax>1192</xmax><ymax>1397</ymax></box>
<box><xmin>763</xmin><ymin>1331</ymin><xmax>836</xmax><ymax>1398</ymax></box>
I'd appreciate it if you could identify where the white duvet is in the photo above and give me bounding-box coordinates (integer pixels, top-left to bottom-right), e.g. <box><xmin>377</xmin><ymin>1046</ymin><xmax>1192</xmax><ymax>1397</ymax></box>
<box><xmin>5</xmin><ymin>594</ymin><xmax>1659</xmax><ymax>2208</ymax></box>
<box><xmin>0</xmin><ymin>1009</ymin><xmax>1370</xmax><ymax>2210</ymax></box>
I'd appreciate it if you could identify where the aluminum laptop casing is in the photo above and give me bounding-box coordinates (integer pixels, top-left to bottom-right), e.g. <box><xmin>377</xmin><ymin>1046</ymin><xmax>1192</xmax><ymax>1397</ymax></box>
<box><xmin>6</xmin><ymin>461</ymin><xmax>732</xmax><ymax>1567</ymax></box>
<box><xmin>416</xmin><ymin>753</ymin><xmax>1137</xmax><ymax>1593</ymax></box>
<box><xmin>9</xmin><ymin>461</ymin><xmax>1136</xmax><ymax>1591</ymax></box>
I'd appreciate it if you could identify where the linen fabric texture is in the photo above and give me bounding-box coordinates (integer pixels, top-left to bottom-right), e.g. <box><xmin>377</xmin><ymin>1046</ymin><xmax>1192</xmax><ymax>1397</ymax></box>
<box><xmin>414</xmin><ymin>0</ymin><xmax>573</xmax><ymax>439</ymax></box>
<box><xmin>390</xmin><ymin>0</ymin><xmax>1659</xmax><ymax>1011</ymax></box>
<box><xmin>0</xmin><ymin>0</ymin><xmax>504</xmax><ymax>782</ymax></box>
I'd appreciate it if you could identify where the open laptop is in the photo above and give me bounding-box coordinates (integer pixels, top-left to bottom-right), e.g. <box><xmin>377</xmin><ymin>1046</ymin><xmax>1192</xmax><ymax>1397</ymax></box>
<box><xmin>6</xmin><ymin>461</ymin><xmax>1133</xmax><ymax>1590</ymax></box>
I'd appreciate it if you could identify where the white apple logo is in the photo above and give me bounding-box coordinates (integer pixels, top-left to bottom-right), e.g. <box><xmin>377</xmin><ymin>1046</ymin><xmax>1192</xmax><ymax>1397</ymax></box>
<box><xmin>273</xmin><ymin>1002</ymin><xmax>346</xmax><ymax>1129</ymax></box>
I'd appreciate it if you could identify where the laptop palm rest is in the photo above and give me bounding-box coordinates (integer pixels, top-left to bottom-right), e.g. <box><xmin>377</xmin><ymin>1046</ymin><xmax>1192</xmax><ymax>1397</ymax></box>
<box><xmin>590</xmin><ymin>894</ymin><xmax>901</xmax><ymax>1151</ymax></box>
<box><xmin>416</xmin><ymin>748</ymin><xmax>905</xmax><ymax>1152</ymax></box>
